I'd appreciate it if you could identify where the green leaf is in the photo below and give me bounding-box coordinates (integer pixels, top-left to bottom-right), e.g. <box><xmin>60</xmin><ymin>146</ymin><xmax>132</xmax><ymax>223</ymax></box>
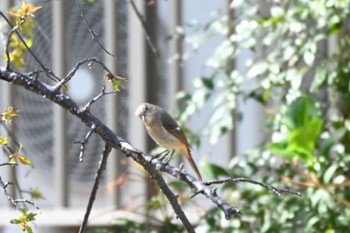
<box><xmin>246</xmin><ymin>87</ymin><xmax>270</xmax><ymax>104</ymax></box>
<box><xmin>26</xmin><ymin>212</ymin><xmax>37</xmax><ymax>222</ymax></box>
<box><xmin>201</xmin><ymin>77</ymin><xmax>214</xmax><ymax>90</ymax></box>
<box><xmin>201</xmin><ymin>161</ymin><xmax>229</xmax><ymax>179</ymax></box>
<box><xmin>287</xmin><ymin>118</ymin><xmax>323</xmax><ymax>161</ymax></box>
<box><xmin>105</xmin><ymin>73</ymin><xmax>126</xmax><ymax>92</ymax></box>
<box><xmin>320</xmin><ymin>128</ymin><xmax>346</xmax><ymax>155</ymax></box>
<box><xmin>310</xmin><ymin>66</ymin><xmax>327</xmax><ymax>92</ymax></box>
<box><xmin>10</xmin><ymin>219</ymin><xmax>21</xmax><ymax>224</ymax></box>
<box><xmin>323</xmin><ymin>164</ymin><xmax>338</xmax><ymax>183</ymax></box>
<box><xmin>84</xmin><ymin>0</ymin><xmax>96</xmax><ymax>4</ymax></box>
<box><xmin>0</xmin><ymin>136</ymin><xmax>8</xmax><ymax>145</ymax></box>
<box><xmin>26</xmin><ymin>226</ymin><xmax>33</xmax><ymax>233</ymax></box>
<box><xmin>269</xmin><ymin>142</ymin><xmax>296</xmax><ymax>159</ymax></box>
<box><xmin>284</xmin><ymin>95</ymin><xmax>320</xmax><ymax>129</ymax></box>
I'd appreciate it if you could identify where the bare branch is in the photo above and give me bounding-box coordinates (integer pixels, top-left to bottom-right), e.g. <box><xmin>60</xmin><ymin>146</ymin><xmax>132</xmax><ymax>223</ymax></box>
<box><xmin>0</xmin><ymin>66</ymin><xmax>300</xmax><ymax>227</ymax></box>
<box><xmin>204</xmin><ymin>177</ymin><xmax>302</xmax><ymax>197</ymax></box>
<box><xmin>0</xmin><ymin>176</ymin><xmax>38</xmax><ymax>210</ymax></box>
<box><xmin>0</xmin><ymin>162</ymin><xmax>17</xmax><ymax>167</ymax></box>
<box><xmin>0</xmin><ymin>11</ymin><xmax>60</xmax><ymax>82</ymax></box>
<box><xmin>82</xmin><ymin>82</ymin><xmax>115</xmax><ymax>111</ymax></box>
<box><xmin>75</xmin><ymin>124</ymin><xmax>96</xmax><ymax>162</ymax></box>
<box><xmin>5</xmin><ymin>26</ymin><xmax>18</xmax><ymax>70</ymax></box>
<box><xmin>54</xmin><ymin>57</ymin><xmax>115</xmax><ymax>91</ymax></box>
<box><xmin>79</xmin><ymin>144</ymin><xmax>112</xmax><ymax>233</ymax></box>
<box><xmin>75</xmin><ymin>0</ymin><xmax>117</xmax><ymax>60</ymax></box>
<box><xmin>129</xmin><ymin>0</ymin><xmax>158</xmax><ymax>54</ymax></box>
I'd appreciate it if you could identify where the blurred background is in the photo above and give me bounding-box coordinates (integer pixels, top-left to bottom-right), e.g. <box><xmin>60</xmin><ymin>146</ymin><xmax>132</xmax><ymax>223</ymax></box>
<box><xmin>1</xmin><ymin>0</ymin><xmax>350</xmax><ymax>232</ymax></box>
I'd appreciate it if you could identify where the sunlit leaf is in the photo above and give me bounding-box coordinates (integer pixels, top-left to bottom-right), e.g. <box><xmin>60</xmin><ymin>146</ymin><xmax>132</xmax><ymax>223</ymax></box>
<box><xmin>17</xmin><ymin>155</ymin><xmax>32</xmax><ymax>165</ymax></box>
<box><xmin>1</xmin><ymin>106</ymin><xmax>20</xmax><ymax>124</ymax></box>
<box><xmin>0</xmin><ymin>136</ymin><xmax>9</xmax><ymax>145</ymax></box>
<box><xmin>303</xmin><ymin>50</ymin><xmax>315</xmax><ymax>66</ymax></box>
<box><xmin>105</xmin><ymin>73</ymin><xmax>127</xmax><ymax>92</ymax></box>
<box><xmin>29</xmin><ymin>187</ymin><xmax>45</xmax><ymax>200</ymax></box>
<box><xmin>323</xmin><ymin>164</ymin><xmax>338</xmax><ymax>183</ymax></box>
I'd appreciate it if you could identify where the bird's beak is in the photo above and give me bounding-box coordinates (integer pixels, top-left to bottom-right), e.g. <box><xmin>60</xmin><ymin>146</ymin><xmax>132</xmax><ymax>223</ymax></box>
<box><xmin>135</xmin><ymin>104</ymin><xmax>146</xmax><ymax>121</ymax></box>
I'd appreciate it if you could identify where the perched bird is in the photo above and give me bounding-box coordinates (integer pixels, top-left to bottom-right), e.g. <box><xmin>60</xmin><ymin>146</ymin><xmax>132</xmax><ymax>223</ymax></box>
<box><xmin>135</xmin><ymin>103</ymin><xmax>202</xmax><ymax>181</ymax></box>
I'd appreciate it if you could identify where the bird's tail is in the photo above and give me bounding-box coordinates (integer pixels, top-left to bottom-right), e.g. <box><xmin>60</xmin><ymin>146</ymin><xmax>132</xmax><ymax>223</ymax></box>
<box><xmin>184</xmin><ymin>146</ymin><xmax>202</xmax><ymax>181</ymax></box>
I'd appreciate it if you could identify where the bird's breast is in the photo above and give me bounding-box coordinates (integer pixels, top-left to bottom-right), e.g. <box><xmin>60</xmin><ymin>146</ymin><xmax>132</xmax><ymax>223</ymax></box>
<box><xmin>146</xmin><ymin>124</ymin><xmax>181</xmax><ymax>150</ymax></box>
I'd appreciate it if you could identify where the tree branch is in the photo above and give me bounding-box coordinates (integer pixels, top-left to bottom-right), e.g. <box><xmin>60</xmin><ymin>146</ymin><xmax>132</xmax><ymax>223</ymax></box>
<box><xmin>75</xmin><ymin>0</ymin><xmax>117</xmax><ymax>60</ymax></box>
<box><xmin>0</xmin><ymin>176</ymin><xmax>39</xmax><ymax>210</ymax></box>
<box><xmin>0</xmin><ymin>11</ymin><xmax>60</xmax><ymax>82</ymax></box>
<box><xmin>129</xmin><ymin>0</ymin><xmax>158</xmax><ymax>54</ymax></box>
<box><xmin>0</xmin><ymin>66</ymin><xmax>300</xmax><ymax>228</ymax></box>
<box><xmin>75</xmin><ymin>124</ymin><xmax>96</xmax><ymax>162</ymax></box>
<box><xmin>79</xmin><ymin>144</ymin><xmax>112</xmax><ymax>233</ymax></box>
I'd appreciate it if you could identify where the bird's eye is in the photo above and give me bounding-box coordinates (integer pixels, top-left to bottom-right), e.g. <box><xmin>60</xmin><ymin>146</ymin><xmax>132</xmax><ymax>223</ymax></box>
<box><xmin>144</xmin><ymin>105</ymin><xmax>148</xmax><ymax>111</ymax></box>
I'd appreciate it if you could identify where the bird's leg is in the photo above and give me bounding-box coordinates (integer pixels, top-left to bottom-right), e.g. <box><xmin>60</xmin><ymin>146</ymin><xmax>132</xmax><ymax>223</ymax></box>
<box><xmin>164</xmin><ymin>150</ymin><xmax>175</xmax><ymax>164</ymax></box>
<box><xmin>151</xmin><ymin>149</ymin><xmax>169</xmax><ymax>163</ymax></box>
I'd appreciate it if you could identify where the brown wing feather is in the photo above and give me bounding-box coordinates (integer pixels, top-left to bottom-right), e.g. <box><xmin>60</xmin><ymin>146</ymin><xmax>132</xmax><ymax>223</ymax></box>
<box><xmin>160</xmin><ymin>111</ymin><xmax>190</xmax><ymax>147</ymax></box>
<box><xmin>160</xmin><ymin>109</ymin><xmax>202</xmax><ymax>180</ymax></box>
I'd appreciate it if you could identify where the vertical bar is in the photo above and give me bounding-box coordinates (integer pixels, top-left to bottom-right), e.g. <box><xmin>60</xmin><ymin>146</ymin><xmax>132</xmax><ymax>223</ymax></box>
<box><xmin>327</xmin><ymin>34</ymin><xmax>337</xmax><ymax>117</ymax></box>
<box><xmin>169</xmin><ymin>0</ymin><xmax>183</xmax><ymax>110</ymax></box>
<box><xmin>226</xmin><ymin>0</ymin><xmax>237</xmax><ymax>159</ymax></box>
<box><xmin>103</xmin><ymin>0</ymin><xmax>120</xmax><ymax>208</ymax></box>
<box><xmin>145</xmin><ymin>2</ymin><xmax>158</xmax><ymax>105</ymax></box>
<box><xmin>1</xmin><ymin>0</ymin><xmax>16</xmax><ymax>206</ymax></box>
<box><xmin>127</xmin><ymin>0</ymin><xmax>147</xmax><ymax>208</ymax></box>
<box><xmin>52</xmin><ymin>0</ymin><xmax>69</xmax><ymax>207</ymax></box>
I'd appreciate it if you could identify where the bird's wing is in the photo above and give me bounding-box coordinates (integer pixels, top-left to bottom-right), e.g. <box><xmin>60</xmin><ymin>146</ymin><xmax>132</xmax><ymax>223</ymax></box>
<box><xmin>160</xmin><ymin>111</ymin><xmax>191</xmax><ymax>147</ymax></box>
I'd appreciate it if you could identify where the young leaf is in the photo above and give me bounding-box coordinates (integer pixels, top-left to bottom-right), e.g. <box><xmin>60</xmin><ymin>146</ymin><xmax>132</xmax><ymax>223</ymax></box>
<box><xmin>1</xmin><ymin>106</ymin><xmax>20</xmax><ymax>124</ymax></box>
<box><xmin>105</xmin><ymin>73</ymin><xmax>127</xmax><ymax>92</ymax></box>
<box><xmin>17</xmin><ymin>155</ymin><xmax>32</xmax><ymax>165</ymax></box>
<box><xmin>0</xmin><ymin>136</ymin><xmax>9</xmax><ymax>145</ymax></box>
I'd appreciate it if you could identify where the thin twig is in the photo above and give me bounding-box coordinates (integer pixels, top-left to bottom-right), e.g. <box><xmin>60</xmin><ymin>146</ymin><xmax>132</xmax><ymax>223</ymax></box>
<box><xmin>0</xmin><ymin>176</ymin><xmax>39</xmax><ymax>210</ymax></box>
<box><xmin>78</xmin><ymin>144</ymin><xmax>112</xmax><ymax>233</ymax></box>
<box><xmin>5</xmin><ymin>26</ymin><xmax>18</xmax><ymax>70</ymax></box>
<box><xmin>0</xmin><ymin>162</ymin><xmax>16</xmax><ymax>167</ymax></box>
<box><xmin>75</xmin><ymin>0</ymin><xmax>117</xmax><ymax>60</ymax></box>
<box><xmin>204</xmin><ymin>177</ymin><xmax>302</xmax><ymax>197</ymax></box>
<box><xmin>54</xmin><ymin>57</ymin><xmax>114</xmax><ymax>91</ymax></box>
<box><xmin>129</xmin><ymin>0</ymin><xmax>158</xmax><ymax>54</ymax></box>
<box><xmin>0</xmin><ymin>121</ymin><xmax>27</xmax><ymax>153</ymax></box>
<box><xmin>75</xmin><ymin>124</ymin><xmax>96</xmax><ymax>162</ymax></box>
<box><xmin>81</xmin><ymin>82</ymin><xmax>115</xmax><ymax>111</ymax></box>
<box><xmin>0</xmin><ymin>66</ymin><xmax>300</xmax><ymax>225</ymax></box>
<box><xmin>0</xmin><ymin>11</ymin><xmax>60</xmax><ymax>82</ymax></box>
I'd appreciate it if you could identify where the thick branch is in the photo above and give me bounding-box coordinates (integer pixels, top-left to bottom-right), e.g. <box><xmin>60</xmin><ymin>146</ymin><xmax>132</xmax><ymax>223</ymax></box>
<box><xmin>0</xmin><ymin>66</ymin><xmax>195</xmax><ymax>231</ymax></box>
<box><xmin>0</xmin><ymin>67</ymin><xmax>300</xmax><ymax>225</ymax></box>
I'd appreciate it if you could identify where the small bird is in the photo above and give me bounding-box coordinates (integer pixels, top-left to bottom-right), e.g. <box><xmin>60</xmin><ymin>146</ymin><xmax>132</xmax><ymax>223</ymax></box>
<box><xmin>135</xmin><ymin>103</ymin><xmax>202</xmax><ymax>181</ymax></box>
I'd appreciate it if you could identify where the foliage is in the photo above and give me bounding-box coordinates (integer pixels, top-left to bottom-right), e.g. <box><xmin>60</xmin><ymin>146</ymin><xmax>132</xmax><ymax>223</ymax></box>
<box><xmin>105</xmin><ymin>73</ymin><xmax>127</xmax><ymax>92</ymax></box>
<box><xmin>173</xmin><ymin>0</ymin><xmax>350</xmax><ymax>232</ymax></box>
<box><xmin>10</xmin><ymin>208</ymin><xmax>37</xmax><ymax>233</ymax></box>
<box><xmin>6</xmin><ymin>0</ymin><xmax>41</xmax><ymax>69</ymax></box>
<box><xmin>0</xmin><ymin>106</ymin><xmax>32</xmax><ymax>166</ymax></box>
<box><xmin>0</xmin><ymin>105</ymin><xmax>39</xmax><ymax>232</ymax></box>
<box><xmin>2</xmin><ymin>0</ymin><xmax>350</xmax><ymax>232</ymax></box>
